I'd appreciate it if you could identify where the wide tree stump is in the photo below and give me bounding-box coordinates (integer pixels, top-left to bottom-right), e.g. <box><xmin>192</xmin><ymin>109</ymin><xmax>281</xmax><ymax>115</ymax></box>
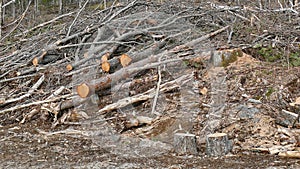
<box><xmin>174</xmin><ymin>133</ymin><xmax>198</xmax><ymax>155</ymax></box>
<box><xmin>206</xmin><ymin>133</ymin><xmax>231</xmax><ymax>157</ymax></box>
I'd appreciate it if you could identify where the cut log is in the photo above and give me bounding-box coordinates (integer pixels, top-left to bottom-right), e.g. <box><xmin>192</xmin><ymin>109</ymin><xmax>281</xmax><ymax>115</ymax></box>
<box><xmin>76</xmin><ymin>53</ymin><xmax>157</xmax><ymax>98</ymax></box>
<box><xmin>77</xmin><ymin>83</ymin><xmax>93</xmax><ymax>98</ymax></box>
<box><xmin>120</xmin><ymin>53</ymin><xmax>132</xmax><ymax>67</ymax></box>
<box><xmin>174</xmin><ymin>133</ymin><xmax>198</xmax><ymax>155</ymax></box>
<box><xmin>76</xmin><ymin>48</ymin><xmax>192</xmax><ymax>98</ymax></box>
<box><xmin>16</xmin><ymin>67</ymin><xmax>38</xmax><ymax>76</ymax></box>
<box><xmin>206</xmin><ymin>133</ymin><xmax>232</xmax><ymax>157</ymax></box>
<box><xmin>76</xmin><ymin>26</ymin><xmax>229</xmax><ymax>98</ymax></box>
<box><xmin>101</xmin><ymin>52</ymin><xmax>110</xmax><ymax>62</ymax></box>
<box><xmin>66</xmin><ymin>64</ymin><xmax>73</xmax><ymax>71</ymax></box>
<box><xmin>32</xmin><ymin>52</ymin><xmax>59</xmax><ymax>66</ymax></box>
<box><xmin>101</xmin><ymin>61</ymin><xmax>110</xmax><ymax>72</ymax></box>
<box><xmin>65</xmin><ymin>30</ymin><xmax>145</xmax><ymax>71</ymax></box>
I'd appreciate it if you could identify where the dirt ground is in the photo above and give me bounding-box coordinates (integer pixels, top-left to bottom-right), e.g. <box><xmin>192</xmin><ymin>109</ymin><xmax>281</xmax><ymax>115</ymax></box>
<box><xmin>1</xmin><ymin>122</ymin><xmax>300</xmax><ymax>169</ymax></box>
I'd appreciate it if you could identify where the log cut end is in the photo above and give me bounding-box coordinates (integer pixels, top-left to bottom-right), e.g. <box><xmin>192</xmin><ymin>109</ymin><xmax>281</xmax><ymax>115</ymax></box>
<box><xmin>101</xmin><ymin>52</ymin><xmax>109</xmax><ymax>62</ymax></box>
<box><xmin>206</xmin><ymin>132</ymin><xmax>232</xmax><ymax>157</ymax></box>
<box><xmin>32</xmin><ymin>58</ymin><xmax>39</xmax><ymax>66</ymax></box>
<box><xmin>120</xmin><ymin>54</ymin><xmax>132</xmax><ymax>67</ymax></box>
<box><xmin>77</xmin><ymin>83</ymin><xmax>90</xmax><ymax>98</ymax></box>
<box><xmin>66</xmin><ymin>64</ymin><xmax>73</xmax><ymax>71</ymax></box>
<box><xmin>101</xmin><ymin>62</ymin><xmax>110</xmax><ymax>72</ymax></box>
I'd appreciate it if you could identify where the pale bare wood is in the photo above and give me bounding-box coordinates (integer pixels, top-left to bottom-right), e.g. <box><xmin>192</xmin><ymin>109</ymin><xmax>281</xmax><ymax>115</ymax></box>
<box><xmin>36</xmin><ymin>128</ymin><xmax>89</xmax><ymax>137</ymax></box>
<box><xmin>275</xmin><ymin>109</ymin><xmax>299</xmax><ymax>127</ymax></box>
<box><xmin>119</xmin><ymin>54</ymin><xmax>132</xmax><ymax>67</ymax></box>
<box><xmin>0</xmin><ymin>94</ymin><xmax>72</xmax><ymax>114</ymax></box>
<box><xmin>46</xmin><ymin>86</ymin><xmax>66</xmax><ymax>99</ymax></box>
<box><xmin>279</xmin><ymin>151</ymin><xmax>300</xmax><ymax>158</ymax></box>
<box><xmin>0</xmin><ymin>1</ymin><xmax>2</xmax><ymax>39</ymax></box>
<box><xmin>101</xmin><ymin>61</ymin><xmax>110</xmax><ymax>72</ymax></box>
<box><xmin>77</xmin><ymin>83</ymin><xmax>91</xmax><ymax>98</ymax></box>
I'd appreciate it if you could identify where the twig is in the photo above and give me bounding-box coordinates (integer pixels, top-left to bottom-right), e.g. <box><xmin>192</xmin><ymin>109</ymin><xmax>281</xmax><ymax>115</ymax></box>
<box><xmin>0</xmin><ymin>0</ymin><xmax>32</xmax><ymax>42</ymax></box>
<box><xmin>36</xmin><ymin>128</ymin><xmax>88</xmax><ymax>136</ymax></box>
<box><xmin>227</xmin><ymin>27</ymin><xmax>233</xmax><ymax>44</ymax></box>
<box><xmin>20</xmin><ymin>109</ymin><xmax>39</xmax><ymax>124</ymax></box>
<box><xmin>0</xmin><ymin>94</ymin><xmax>72</xmax><ymax>114</ymax></box>
<box><xmin>46</xmin><ymin>86</ymin><xmax>66</xmax><ymax>99</ymax></box>
<box><xmin>0</xmin><ymin>1</ymin><xmax>2</xmax><ymax>39</ymax></box>
<box><xmin>227</xmin><ymin>10</ymin><xmax>251</xmax><ymax>22</ymax></box>
<box><xmin>185</xmin><ymin>25</ymin><xmax>230</xmax><ymax>47</ymax></box>
<box><xmin>16</xmin><ymin>11</ymin><xmax>75</xmax><ymax>37</ymax></box>
<box><xmin>0</xmin><ymin>74</ymin><xmax>45</xmax><ymax>106</ymax></box>
<box><xmin>151</xmin><ymin>55</ymin><xmax>162</xmax><ymax>115</ymax></box>
<box><xmin>67</xmin><ymin>0</ymin><xmax>89</xmax><ymax>37</ymax></box>
<box><xmin>64</xmin><ymin>117</ymin><xmax>116</xmax><ymax>125</ymax></box>
<box><xmin>2</xmin><ymin>0</ymin><xmax>16</xmax><ymax>8</ymax></box>
<box><xmin>0</xmin><ymin>74</ymin><xmax>37</xmax><ymax>83</ymax></box>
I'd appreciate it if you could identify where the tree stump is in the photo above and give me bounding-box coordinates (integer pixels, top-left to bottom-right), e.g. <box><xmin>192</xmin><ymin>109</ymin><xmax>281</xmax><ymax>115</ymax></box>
<box><xmin>174</xmin><ymin>133</ymin><xmax>198</xmax><ymax>155</ymax></box>
<box><xmin>206</xmin><ymin>133</ymin><xmax>231</xmax><ymax>157</ymax></box>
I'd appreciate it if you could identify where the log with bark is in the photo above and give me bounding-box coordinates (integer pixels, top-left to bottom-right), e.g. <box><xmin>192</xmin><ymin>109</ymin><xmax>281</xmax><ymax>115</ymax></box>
<box><xmin>76</xmin><ymin>26</ymin><xmax>229</xmax><ymax>98</ymax></box>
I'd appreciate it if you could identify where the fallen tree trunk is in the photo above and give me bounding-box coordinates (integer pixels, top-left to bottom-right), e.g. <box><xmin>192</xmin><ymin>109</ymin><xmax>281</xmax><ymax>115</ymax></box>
<box><xmin>76</xmin><ymin>48</ymin><xmax>192</xmax><ymax>98</ymax></box>
<box><xmin>100</xmin><ymin>40</ymin><xmax>167</xmax><ymax>73</ymax></box>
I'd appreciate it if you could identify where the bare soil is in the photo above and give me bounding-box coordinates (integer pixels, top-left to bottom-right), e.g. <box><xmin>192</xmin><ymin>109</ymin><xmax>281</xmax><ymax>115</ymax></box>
<box><xmin>1</xmin><ymin>123</ymin><xmax>300</xmax><ymax>169</ymax></box>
